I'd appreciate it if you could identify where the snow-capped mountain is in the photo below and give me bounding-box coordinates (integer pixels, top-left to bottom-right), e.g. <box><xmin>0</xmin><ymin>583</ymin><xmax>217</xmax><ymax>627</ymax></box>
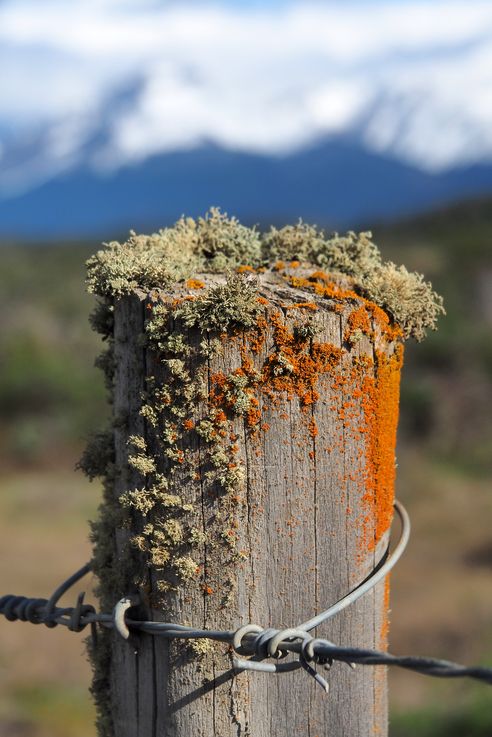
<box><xmin>1</xmin><ymin>0</ymin><xmax>492</xmax><ymax>237</ymax></box>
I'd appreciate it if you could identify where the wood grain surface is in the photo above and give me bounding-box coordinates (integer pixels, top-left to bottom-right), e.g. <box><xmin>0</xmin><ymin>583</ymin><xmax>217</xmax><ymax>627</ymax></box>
<box><xmin>107</xmin><ymin>276</ymin><xmax>400</xmax><ymax>737</ymax></box>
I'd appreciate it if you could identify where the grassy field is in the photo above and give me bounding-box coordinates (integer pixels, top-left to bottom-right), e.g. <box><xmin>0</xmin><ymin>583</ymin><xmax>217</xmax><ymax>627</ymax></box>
<box><xmin>1</xmin><ymin>201</ymin><xmax>492</xmax><ymax>735</ymax></box>
<box><xmin>0</xmin><ymin>465</ymin><xmax>98</xmax><ymax>737</ymax></box>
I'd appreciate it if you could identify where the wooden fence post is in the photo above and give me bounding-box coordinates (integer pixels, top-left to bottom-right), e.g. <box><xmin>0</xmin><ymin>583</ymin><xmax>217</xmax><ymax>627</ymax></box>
<box><xmin>82</xmin><ymin>215</ymin><xmax>441</xmax><ymax>737</ymax></box>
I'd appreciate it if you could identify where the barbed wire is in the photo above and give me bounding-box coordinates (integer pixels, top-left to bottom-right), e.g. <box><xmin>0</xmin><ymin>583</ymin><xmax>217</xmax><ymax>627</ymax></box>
<box><xmin>1</xmin><ymin>501</ymin><xmax>492</xmax><ymax>693</ymax></box>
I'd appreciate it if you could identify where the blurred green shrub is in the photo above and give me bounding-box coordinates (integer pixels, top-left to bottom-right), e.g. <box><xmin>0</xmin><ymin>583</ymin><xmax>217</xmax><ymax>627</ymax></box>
<box><xmin>0</xmin><ymin>244</ymin><xmax>106</xmax><ymax>464</ymax></box>
<box><xmin>391</xmin><ymin>695</ymin><xmax>492</xmax><ymax>737</ymax></box>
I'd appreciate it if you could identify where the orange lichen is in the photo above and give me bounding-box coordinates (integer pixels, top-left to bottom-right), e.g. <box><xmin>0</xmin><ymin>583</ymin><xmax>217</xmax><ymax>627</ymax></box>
<box><xmin>286</xmin><ymin>302</ymin><xmax>318</xmax><ymax>311</ymax></box>
<box><xmin>172</xmin><ymin>295</ymin><xmax>196</xmax><ymax>307</ymax></box>
<box><xmin>309</xmin><ymin>270</ymin><xmax>331</xmax><ymax>283</ymax></box>
<box><xmin>186</xmin><ymin>283</ymin><xmax>403</xmax><ymax>559</ymax></box>
<box><xmin>308</xmin><ymin>418</ymin><xmax>318</xmax><ymax>438</ymax></box>
<box><xmin>289</xmin><ymin>273</ymin><xmax>402</xmax><ymax>345</ymax></box>
<box><xmin>289</xmin><ymin>261</ymin><xmax>301</xmax><ymax>268</ymax></box>
<box><xmin>273</xmin><ymin>261</ymin><xmax>285</xmax><ymax>271</ymax></box>
<box><xmin>183</xmin><ymin>419</ymin><xmax>195</xmax><ymax>431</ymax></box>
<box><xmin>290</xmin><ymin>275</ymin><xmax>359</xmax><ymax>303</ymax></box>
<box><xmin>237</xmin><ymin>265</ymin><xmax>255</xmax><ymax>273</ymax></box>
<box><xmin>257</xmin><ymin>296</ymin><xmax>269</xmax><ymax>305</ymax></box>
<box><xmin>360</xmin><ymin>346</ymin><xmax>403</xmax><ymax>548</ymax></box>
<box><xmin>246</xmin><ymin>401</ymin><xmax>261</xmax><ymax>429</ymax></box>
<box><xmin>261</xmin><ymin>311</ymin><xmax>343</xmax><ymax>407</ymax></box>
<box><xmin>214</xmin><ymin>409</ymin><xmax>227</xmax><ymax>424</ymax></box>
<box><xmin>380</xmin><ymin>575</ymin><xmax>391</xmax><ymax>648</ymax></box>
<box><xmin>248</xmin><ymin>315</ymin><xmax>268</xmax><ymax>354</ymax></box>
<box><xmin>366</xmin><ymin>302</ymin><xmax>403</xmax><ymax>342</ymax></box>
<box><xmin>344</xmin><ymin>306</ymin><xmax>372</xmax><ymax>342</ymax></box>
<box><xmin>186</xmin><ymin>278</ymin><xmax>205</xmax><ymax>289</ymax></box>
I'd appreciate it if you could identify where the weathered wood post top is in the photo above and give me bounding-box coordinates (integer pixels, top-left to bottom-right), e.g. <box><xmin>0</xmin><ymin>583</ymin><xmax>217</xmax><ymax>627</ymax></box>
<box><xmin>81</xmin><ymin>209</ymin><xmax>444</xmax><ymax>737</ymax></box>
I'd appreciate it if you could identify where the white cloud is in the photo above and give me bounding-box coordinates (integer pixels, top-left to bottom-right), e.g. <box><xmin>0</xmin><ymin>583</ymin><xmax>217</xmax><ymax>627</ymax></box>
<box><xmin>309</xmin><ymin>82</ymin><xmax>369</xmax><ymax>133</ymax></box>
<box><xmin>1</xmin><ymin>0</ymin><xmax>492</xmax><ymax>193</ymax></box>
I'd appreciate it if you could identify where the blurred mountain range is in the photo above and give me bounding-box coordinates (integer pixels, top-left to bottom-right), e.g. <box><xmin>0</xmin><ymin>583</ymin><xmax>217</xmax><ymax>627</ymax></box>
<box><xmin>2</xmin><ymin>136</ymin><xmax>492</xmax><ymax>239</ymax></box>
<box><xmin>2</xmin><ymin>1</ymin><xmax>492</xmax><ymax>238</ymax></box>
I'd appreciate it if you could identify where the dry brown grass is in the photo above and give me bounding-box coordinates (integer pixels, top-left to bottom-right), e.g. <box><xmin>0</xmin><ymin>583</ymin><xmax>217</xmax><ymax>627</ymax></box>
<box><xmin>0</xmin><ymin>445</ymin><xmax>491</xmax><ymax>735</ymax></box>
<box><xmin>390</xmin><ymin>446</ymin><xmax>492</xmax><ymax>713</ymax></box>
<box><xmin>0</xmin><ymin>460</ymin><xmax>99</xmax><ymax>736</ymax></box>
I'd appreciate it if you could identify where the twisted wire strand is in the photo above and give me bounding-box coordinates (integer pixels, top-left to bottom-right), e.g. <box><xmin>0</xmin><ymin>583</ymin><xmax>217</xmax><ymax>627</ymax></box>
<box><xmin>2</xmin><ymin>501</ymin><xmax>492</xmax><ymax>691</ymax></box>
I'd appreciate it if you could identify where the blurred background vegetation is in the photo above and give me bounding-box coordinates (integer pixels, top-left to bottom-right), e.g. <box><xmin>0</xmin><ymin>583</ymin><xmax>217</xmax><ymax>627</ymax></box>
<box><xmin>1</xmin><ymin>200</ymin><xmax>492</xmax><ymax>735</ymax></box>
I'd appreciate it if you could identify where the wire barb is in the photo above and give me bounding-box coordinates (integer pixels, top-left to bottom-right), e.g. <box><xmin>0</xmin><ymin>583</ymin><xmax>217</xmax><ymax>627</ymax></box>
<box><xmin>2</xmin><ymin>501</ymin><xmax>492</xmax><ymax>692</ymax></box>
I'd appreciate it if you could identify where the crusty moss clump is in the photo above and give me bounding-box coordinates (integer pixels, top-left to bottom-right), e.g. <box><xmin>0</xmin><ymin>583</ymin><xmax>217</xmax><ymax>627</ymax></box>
<box><xmin>193</xmin><ymin>208</ymin><xmax>261</xmax><ymax>270</ymax></box>
<box><xmin>364</xmin><ymin>262</ymin><xmax>442</xmax><ymax>343</ymax></box>
<box><xmin>263</xmin><ymin>221</ymin><xmax>326</xmax><ymax>263</ymax></box>
<box><xmin>86</xmin><ymin>208</ymin><xmax>261</xmax><ymax>297</ymax></box>
<box><xmin>320</xmin><ymin>231</ymin><xmax>444</xmax><ymax>341</ymax></box>
<box><xmin>317</xmin><ymin>230</ymin><xmax>382</xmax><ymax>276</ymax></box>
<box><xmin>262</xmin><ymin>225</ymin><xmax>381</xmax><ymax>275</ymax></box>
<box><xmin>263</xmin><ymin>225</ymin><xmax>444</xmax><ymax>340</ymax></box>
<box><xmin>176</xmin><ymin>273</ymin><xmax>261</xmax><ymax>332</ymax></box>
<box><xmin>86</xmin><ymin>208</ymin><xmax>443</xmax><ymax>341</ymax></box>
<box><xmin>77</xmin><ymin>429</ymin><xmax>114</xmax><ymax>481</ymax></box>
<box><xmin>86</xmin><ymin>227</ymin><xmax>198</xmax><ymax>297</ymax></box>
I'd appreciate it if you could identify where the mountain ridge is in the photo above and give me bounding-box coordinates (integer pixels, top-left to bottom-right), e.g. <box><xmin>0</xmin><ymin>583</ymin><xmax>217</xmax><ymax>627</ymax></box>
<box><xmin>2</xmin><ymin>138</ymin><xmax>492</xmax><ymax>239</ymax></box>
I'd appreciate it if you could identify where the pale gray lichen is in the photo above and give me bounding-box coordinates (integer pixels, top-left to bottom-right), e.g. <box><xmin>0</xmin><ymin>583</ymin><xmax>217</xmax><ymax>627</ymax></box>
<box><xmin>262</xmin><ymin>220</ymin><xmax>326</xmax><ymax>263</ymax></box>
<box><xmin>127</xmin><ymin>452</ymin><xmax>156</xmax><ymax>476</ymax></box>
<box><xmin>362</xmin><ymin>262</ymin><xmax>445</xmax><ymax>342</ymax></box>
<box><xmin>188</xmin><ymin>527</ymin><xmax>207</xmax><ymax>545</ymax></box>
<box><xmin>293</xmin><ymin>318</ymin><xmax>322</xmax><ymax>341</ymax></box>
<box><xmin>195</xmin><ymin>418</ymin><xmax>217</xmax><ymax>443</ymax></box>
<box><xmin>187</xmin><ymin>638</ymin><xmax>214</xmax><ymax>657</ymax></box>
<box><xmin>317</xmin><ymin>231</ymin><xmax>382</xmax><ymax>276</ymax></box>
<box><xmin>194</xmin><ymin>207</ymin><xmax>262</xmax><ymax>270</ymax></box>
<box><xmin>139</xmin><ymin>402</ymin><xmax>159</xmax><ymax>428</ymax></box>
<box><xmin>161</xmin><ymin>519</ymin><xmax>184</xmax><ymax>545</ymax></box>
<box><xmin>86</xmin><ymin>208</ymin><xmax>443</xmax><ymax>341</ymax></box>
<box><xmin>346</xmin><ymin>328</ymin><xmax>366</xmax><ymax>346</ymax></box>
<box><xmin>86</xmin><ymin>228</ymin><xmax>199</xmax><ymax>297</ymax></box>
<box><xmin>86</xmin><ymin>207</ymin><xmax>261</xmax><ymax>298</ymax></box>
<box><xmin>175</xmin><ymin>272</ymin><xmax>261</xmax><ymax>332</ymax></box>
<box><xmin>149</xmin><ymin>545</ymin><xmax>171</xmax><ymax>568</ymax></box>
<box><xmin>220</xmin><ymin>371</ymin><xmax>259</xmax><ymax>416</ymax></box>
<box><xmin>120</xmin><ymin>488</ymin><xmax>157</xmax><ymax>515</ymax></box>
<box><xmin>272</xmin><ymin>351</ymin><xmax>294</xmax><ymax>376</ymax></box>
<box><xmin>128</xmin><ymin>434</ymin><xmax>147</xmax><ymax>452</ymax></box>
<box><xmin>173</xmin><ymin>555</ymin><xmax>200</xmax><ymax>581</ymax></box>
<box><xmin>263</xmin><ymin>227</ymin><xmax>444</xmax><ymax>339</ymax></box>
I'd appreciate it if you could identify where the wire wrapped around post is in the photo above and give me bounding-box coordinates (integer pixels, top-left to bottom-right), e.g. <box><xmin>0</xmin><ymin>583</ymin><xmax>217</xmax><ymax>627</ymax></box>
<box><xmin>3</xmin><ymin>504</ymin><xmax>492</xmax><ymax>690</ymax></box>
